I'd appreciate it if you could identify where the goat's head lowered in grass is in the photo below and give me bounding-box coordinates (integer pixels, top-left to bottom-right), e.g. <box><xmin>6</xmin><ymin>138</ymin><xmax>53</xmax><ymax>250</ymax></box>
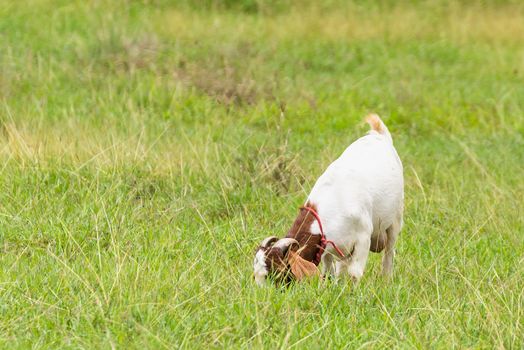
<box><xmin>253</xmin><ymin>236</ymin><xmax>319</xmax><ymax>286</ymax></box>
<box><xmin>253</xmin><ymin>205</ymin><xmax>329</xmax><ymax>286</ymax></box>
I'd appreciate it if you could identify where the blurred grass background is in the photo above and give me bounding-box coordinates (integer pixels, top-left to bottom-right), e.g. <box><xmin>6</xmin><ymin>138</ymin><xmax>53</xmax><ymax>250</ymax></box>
<box><xmin>1</xmin><ymin>0</ymin><xmax>523</xmax><ymax>348</ymax></box>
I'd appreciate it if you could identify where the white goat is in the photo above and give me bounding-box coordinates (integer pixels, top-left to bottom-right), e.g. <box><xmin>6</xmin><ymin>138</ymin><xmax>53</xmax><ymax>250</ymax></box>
<box><xmin>254</xmin><ymin>114</ymin><xmax>404</xmax><ymax>285</ymax></box>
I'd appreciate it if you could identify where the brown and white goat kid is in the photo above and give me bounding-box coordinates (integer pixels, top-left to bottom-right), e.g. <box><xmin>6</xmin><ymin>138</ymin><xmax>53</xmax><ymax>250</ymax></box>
<box><xmin>254</xmin><ymin>114</ymin><xmax>404</xmax><ymax>285</ymax></box>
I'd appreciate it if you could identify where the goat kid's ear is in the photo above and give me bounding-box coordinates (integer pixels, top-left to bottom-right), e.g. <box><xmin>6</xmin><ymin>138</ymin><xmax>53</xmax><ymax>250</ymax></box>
<box><xmin>288</xmin><ymin>251</ymin><xmax>319</xmax><ymax>281</ymax></box>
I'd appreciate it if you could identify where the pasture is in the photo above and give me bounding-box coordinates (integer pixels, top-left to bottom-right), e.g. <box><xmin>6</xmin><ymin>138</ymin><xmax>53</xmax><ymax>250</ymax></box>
<box><xmin>1</xmin><ymin>1</ymin><xmax>523</xmax><ymax>348</ymax></box>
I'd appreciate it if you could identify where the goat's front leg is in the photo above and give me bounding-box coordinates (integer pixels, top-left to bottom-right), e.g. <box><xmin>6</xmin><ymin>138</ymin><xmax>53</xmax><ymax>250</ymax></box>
<box><xmin>321</xmin><ymin>253</ymin><xmax>335</xmax><ymax>279</ymax></box>
<box><xmin>346</xmin><ymin>235</ymin><xmax>371</xmax><ymax>283</ymax></box>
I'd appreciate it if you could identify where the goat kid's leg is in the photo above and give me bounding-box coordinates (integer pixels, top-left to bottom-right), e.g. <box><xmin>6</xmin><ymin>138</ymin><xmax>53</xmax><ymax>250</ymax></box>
<box><xmin>334</xmin><ymin>259</ymin><xmax>348</xmax><ymax>279</ymax></box>
<box><xmin>321</xmin><ymin>253</ymin><xmax>335</xmax><ymax>280</ymax></box>
<box><xmin>382</xmin><ymin>218</ymin><xmax>402</xmax><ymax>277</ymax></box>
<box><xmin>346</xmin><ymin>235</ymin><xmax>371</xmax><ymax>283</ymax></box>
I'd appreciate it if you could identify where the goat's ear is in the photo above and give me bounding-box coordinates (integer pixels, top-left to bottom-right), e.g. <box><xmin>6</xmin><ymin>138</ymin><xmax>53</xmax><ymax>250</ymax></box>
<box><xmin>288</xmin><ymin>251</ymin><xmax>319</xmax><ymax>280</ymax></box>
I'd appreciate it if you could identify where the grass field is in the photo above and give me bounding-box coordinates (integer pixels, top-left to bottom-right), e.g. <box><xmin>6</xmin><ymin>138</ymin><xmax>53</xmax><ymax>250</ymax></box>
<box><xmin>1</xmin><ymin>0</ymin><xmax>524</xmax><ymax>348</ymax></box>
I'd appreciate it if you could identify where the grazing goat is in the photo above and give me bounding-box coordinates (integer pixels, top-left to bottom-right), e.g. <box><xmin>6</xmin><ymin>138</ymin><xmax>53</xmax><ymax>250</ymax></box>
<box><xmin>254</xmin><ymin>114</ymin><xmax>404</xmax><ymax>285</ymax></box>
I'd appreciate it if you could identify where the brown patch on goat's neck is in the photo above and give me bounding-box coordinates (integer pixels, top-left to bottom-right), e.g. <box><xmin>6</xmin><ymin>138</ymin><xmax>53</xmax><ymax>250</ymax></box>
<box><xmin>285</xmin><ymin>202</ymin><xmax>321</xmax><ymax>263</ymax></box>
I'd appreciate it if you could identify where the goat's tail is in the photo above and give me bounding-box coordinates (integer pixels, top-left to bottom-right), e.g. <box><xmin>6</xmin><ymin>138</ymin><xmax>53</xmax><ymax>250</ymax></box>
<box><xmin>365</xmin><ymin>114</ymin><xmax>392</xmax><ymax>144</ymax></box>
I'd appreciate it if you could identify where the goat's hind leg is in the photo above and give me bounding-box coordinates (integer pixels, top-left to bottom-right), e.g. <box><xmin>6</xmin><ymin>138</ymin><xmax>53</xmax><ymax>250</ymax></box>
<box><xmin>382</xmin><ymin>217</ymin><xmax>402</xmax><ymax>277</ymax></box>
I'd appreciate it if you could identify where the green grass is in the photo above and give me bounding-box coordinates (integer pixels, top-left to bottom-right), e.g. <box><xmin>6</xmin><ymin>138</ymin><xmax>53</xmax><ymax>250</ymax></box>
<box><xmin>1</xmin><ymin>0</ymin><xmax>524</xmax><ymax>348</ymax></box>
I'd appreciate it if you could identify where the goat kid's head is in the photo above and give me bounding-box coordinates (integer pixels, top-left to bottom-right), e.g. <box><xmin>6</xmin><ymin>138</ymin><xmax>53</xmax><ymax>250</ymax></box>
<box><xmin>253</xmin><ymin>236</ymin><xmax>318</xmax><ymax>286</ymax></box>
